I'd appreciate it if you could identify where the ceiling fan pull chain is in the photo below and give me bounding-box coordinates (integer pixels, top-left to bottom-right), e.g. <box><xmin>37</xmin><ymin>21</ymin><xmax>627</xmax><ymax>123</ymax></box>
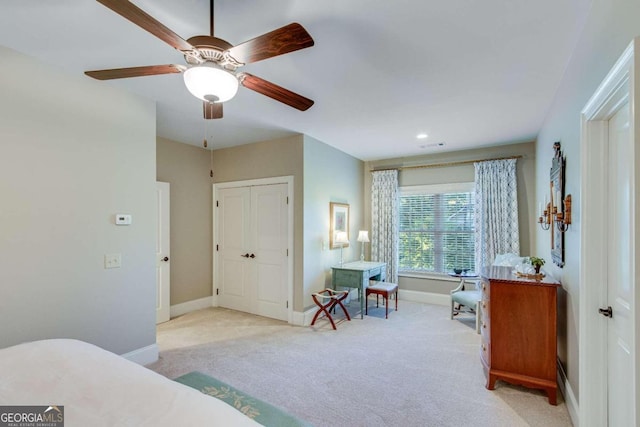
<box><xmin>207</xmin><ymin>120</ymin><xmax>214</xmax><ymax>179</ymax></box>
<box><xmin>203</xmin><ymin>118</ymin><xmax>208</xmax><ymax>148</ymax></box>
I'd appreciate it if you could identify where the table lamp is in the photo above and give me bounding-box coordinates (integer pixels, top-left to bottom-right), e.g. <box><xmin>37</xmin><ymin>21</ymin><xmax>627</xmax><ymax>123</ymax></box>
<box><xmin>357</xmin><ymin>230</ymin><xmax>369</xmax><ymax>261</ymax></box>
<box><xmin>335</xmin><ymin>231</ymin><xmax>349</xmax><ymax>265</ymax></box>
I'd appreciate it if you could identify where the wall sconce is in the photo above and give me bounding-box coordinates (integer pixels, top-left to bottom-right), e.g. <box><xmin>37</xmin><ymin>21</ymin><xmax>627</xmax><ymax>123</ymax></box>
<box><xmin>357</xmin><ymin>230</ymin><xmax>369</xmax><ymax>261</ymax></box>
<box><xmin>538</xmin><ymin>194</ymin><xmax>572</xmax><ymax>232</ymax></box>
<box><xmin>335</xmin><ymin>231</ymin><xmax>349</xmax><ymax>265</ymax></box>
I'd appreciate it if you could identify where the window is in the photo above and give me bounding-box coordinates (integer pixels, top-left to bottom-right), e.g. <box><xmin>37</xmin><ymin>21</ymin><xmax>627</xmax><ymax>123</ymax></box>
<box><xmin>399</xmin><ymin>183</ymin><xmax>475</xmax><ymax>274</ymax></box>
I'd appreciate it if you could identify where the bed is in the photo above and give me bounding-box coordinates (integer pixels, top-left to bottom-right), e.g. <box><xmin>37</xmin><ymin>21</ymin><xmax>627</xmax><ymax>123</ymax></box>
<box><xmin>0</xmin><ymin>339</ymin><xmax>259</xmax><ymax>426</ymax></box>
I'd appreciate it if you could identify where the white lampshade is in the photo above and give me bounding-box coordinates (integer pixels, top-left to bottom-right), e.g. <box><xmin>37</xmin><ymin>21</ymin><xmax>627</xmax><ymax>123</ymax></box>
<box><xmin>183</xmin><ymin>63</ymin><xmax>239</xmax><ymax>103</ymax></box>
<box><xmin>335</xmin><ymin>231</ymin><xmax>349</xmax><ymax>244</ymax></box>
<box><xmin>357</xmin><ymin>230</ymin><xmax>369</xmax><ymax>243</ymax></box>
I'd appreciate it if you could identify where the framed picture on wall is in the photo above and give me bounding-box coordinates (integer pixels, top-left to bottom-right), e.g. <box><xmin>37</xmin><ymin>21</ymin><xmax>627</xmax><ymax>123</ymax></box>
<box><xmin>330</xmin><ymin>202</ymin><xmax>350</xmax><ymax>249</ymax></box>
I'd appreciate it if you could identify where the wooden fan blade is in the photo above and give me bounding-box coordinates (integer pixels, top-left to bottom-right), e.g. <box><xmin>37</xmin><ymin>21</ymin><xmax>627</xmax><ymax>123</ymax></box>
<box><xmin>226</xmin><ymin>23</ymin><xmax>314</xmax><ymax>65</ymax></box>
<box><xmin>96</xmin><ymin>0</ymin><xmax>197</xmax><ymax>56</ymax></box>
<box><xmin>239</xmin><ymin>73</ymin><xmax>314</xmax><ymax>111</ymax></box>
<box><xmin>85</xmin><ymin>64</ymin><xmax>185</xmax><ymax>80</ymax></box>
<box><xmin>203</xmin><ymin>101</ymin><xmax>223</xmax><ymax>119</ymax></box>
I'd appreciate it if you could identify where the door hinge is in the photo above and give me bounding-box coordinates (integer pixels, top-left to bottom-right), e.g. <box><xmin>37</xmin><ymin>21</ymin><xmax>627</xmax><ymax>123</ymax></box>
<box><xmin>286</xmin><ymin>301</ymin><xmax>288</xmax><ymax>308</ymax></box>
<box><xmin>216</xmin><ymin>200</ymin><xmax>219</xmax><ymax>207</ymax></box>
<box><xmin>286</xmin><ymin>196</ymin><xmax>289</xmax><ymax>205</ymax></box>
<box><xmin>216</xmin><ymin>244</ymin><xmax>219</xmax><ymax>251</ymax></box>
<box><xmin>216</xmin><ymin>288</ymin><xmax>219</xmax><ymax>295</ymax></box>
<box><xmin>286</xmin><ymin>248</ymin><xmax>289</xmax><ymax>256</ymax></box>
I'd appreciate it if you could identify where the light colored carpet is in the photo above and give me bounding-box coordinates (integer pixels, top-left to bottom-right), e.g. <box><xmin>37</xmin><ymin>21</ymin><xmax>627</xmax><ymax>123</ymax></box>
<box><xmin>148</xmin><ymin>300</ymin><xmax>573</xmax><ymax>427</ymax></box>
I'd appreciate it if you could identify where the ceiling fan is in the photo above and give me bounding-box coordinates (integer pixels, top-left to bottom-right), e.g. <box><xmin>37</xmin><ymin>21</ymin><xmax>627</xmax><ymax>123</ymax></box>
<box><xmin>85</xmin><ymin>0</ymin><xmax>315</xmax><ymax>119</ymax></box>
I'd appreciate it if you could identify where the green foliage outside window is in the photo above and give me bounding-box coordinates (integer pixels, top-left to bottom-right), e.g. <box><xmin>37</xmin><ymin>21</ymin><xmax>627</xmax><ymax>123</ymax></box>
<box><xmin>399</xmin><ymin>190</ymin><xmax>475</xmax><ymax>274</ymax></box>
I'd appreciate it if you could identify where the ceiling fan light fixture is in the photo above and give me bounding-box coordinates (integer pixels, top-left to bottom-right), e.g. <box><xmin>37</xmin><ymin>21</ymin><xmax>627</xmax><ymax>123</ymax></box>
<box><xmin>183</xmin><ymin>63</ymin><xmax>239</xmax><ymax>103</ymax></box>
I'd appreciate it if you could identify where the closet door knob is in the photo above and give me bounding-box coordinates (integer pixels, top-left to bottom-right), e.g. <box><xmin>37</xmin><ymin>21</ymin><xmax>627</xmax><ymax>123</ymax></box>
<box><xmin>161</xmin><ymin>256</ymin><xmax>169</xmax><ymax>262</ymax></box>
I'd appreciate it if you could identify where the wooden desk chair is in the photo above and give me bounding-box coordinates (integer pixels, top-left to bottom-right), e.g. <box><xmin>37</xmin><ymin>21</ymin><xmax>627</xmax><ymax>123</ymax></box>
<box><xmin>366</xmin><ymin>281</ymin><xmax>398</xmax><ymax>319</ymax></box>
<box><xmin>310</xmin><ymin>289</ymin><xmax>351</xmax><ymax>330</ymax></box>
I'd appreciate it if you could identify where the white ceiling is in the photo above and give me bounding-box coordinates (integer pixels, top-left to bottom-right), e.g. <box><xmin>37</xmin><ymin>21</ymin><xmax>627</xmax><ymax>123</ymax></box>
<box><xmin>0</xmin><ymin>0</ymin><xmax>590</xmax><ymax>161</ymax></box>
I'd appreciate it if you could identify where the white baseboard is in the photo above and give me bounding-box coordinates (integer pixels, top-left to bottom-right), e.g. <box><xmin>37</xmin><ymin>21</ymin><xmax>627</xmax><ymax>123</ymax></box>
<box><xmin>557</xmin><ymin>361</ymin><xmax>579</xmax><ymax>426</ymax></box>
<box><xmin>170</xmin><ymin>296</ymin><xmax>213</xmax><ymax>318</ymax></box>
<box><xmin>122</xmin><ymin>343</ymin><xmax>158</xmax><ymax>366</ymax></box>
<box><xmin>399</xmin><ymin>289</ymin><xmax>450</xmax><ymax>306</ymax></box>
<box><xmin>291</xmin><ymin>307</ymin><xmax>318</xmax><ymax>326</ymax></box>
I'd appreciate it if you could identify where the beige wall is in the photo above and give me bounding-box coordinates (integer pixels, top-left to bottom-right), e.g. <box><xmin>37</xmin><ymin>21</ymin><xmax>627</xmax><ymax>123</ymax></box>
<box><xmin>0</xmin><ymin>46</ymin><xmax>157</xmax><ymax>354</ymax></box>
<box><xmin>302</xmin><ymin>135</ymin><xmax>364</xmax><ymax>310</ymax></box>
<box><xmin>156</xmin><ymin>138</ymin><xmax>213</xmax><ymax>305</ymax></box>
<box><xmin>534</xmin><ymin>0</ymin><xmax>640</xmax><ymax>403</ymax></box>
<box><xmin>365</xmin><ymin>141</ymin><xmax>536</xmax><ymax>294</ymax></box>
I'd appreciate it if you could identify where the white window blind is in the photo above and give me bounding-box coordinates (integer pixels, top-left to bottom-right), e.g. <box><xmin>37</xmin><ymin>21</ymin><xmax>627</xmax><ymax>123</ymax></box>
<box><xmin>399</xmin><ymin>183</ymin><xmax>475</xmax><ymax>274</ymax></box>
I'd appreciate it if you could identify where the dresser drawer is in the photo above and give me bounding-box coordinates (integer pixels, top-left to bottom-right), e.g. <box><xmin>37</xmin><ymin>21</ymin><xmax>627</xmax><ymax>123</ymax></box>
<box><xmin>480</xmin><ymin>279</ymin><xmax>490</xmax><ymax>297</ymax></box>
<box><xmin>480</xmin><ymin>298</ymin><xmax>489</xmax><ymax>321</ymax></box>
<box><xmin>369</xmin><ymin>266</ymin><xmax>382</xmax><ymax>278</ymax></box>
<box><xmin>480</xmin><ymin>337</ymin><xmax>490</xmax><ymax>364</ymax></box>
<box><xmin>480</xmin><ymin>312</ymin><xmax>489</xmax><ymax>334</ymax></box>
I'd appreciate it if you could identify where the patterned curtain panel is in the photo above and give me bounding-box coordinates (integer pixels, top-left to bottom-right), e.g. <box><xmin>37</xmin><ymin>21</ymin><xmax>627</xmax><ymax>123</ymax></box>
<box><xmin>474</xmin><ymin>159</ymin><xmax>520</xmax><ymax>270</ymax></box>
<box><xmin>371</xmin><ymin>170</ymin><xmax>399</xmax><ymax>283</ymax></box>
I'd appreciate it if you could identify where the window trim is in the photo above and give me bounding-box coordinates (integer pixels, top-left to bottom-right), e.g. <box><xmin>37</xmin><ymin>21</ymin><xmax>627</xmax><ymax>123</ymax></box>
<box><xmin>400</xmin><ymin>182</ymin><xmax>475</xmax><ymax>196</ymax></box>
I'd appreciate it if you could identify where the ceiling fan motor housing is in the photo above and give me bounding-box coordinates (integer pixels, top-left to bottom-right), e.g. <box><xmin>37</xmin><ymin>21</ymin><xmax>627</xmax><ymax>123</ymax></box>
<box><xmin>185</xmin><ymin>36</ymin><xmax>242</xmax><ymax>70</ymax></box>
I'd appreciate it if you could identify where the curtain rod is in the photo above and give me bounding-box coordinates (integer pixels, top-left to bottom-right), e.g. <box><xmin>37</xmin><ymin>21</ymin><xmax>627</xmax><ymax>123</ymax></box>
<box><xmin>369</xmin><ymin>155</ymin><xmax>524</xmax><ymax>172</ymax></box>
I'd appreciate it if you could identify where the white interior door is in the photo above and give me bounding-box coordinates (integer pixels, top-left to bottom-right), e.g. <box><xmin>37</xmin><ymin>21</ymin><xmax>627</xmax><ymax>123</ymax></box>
<box><xmin>606</xmin><ymin>101</ymin><xmax>634</xmax><ymax>426</ymax></box>
<box><xmin>253</xmin><ymin>184</ymin><xmax>288</xmax><ymax>321</ymax></box>
<box><xmin>580</xmin><ymin>39</ymin><xmax>638</xmax><ymax>426</ymax></box>
<box><xmin>215</xmin><ymin>180</ymin><xmax>290</xmax><ymax>321</ymax></box>
<box><xmin>217</xmin><ymin>187</ymin><xmax>252</xmax><ymax>313</ymax></box>
<box><xmin>156</xmin><ymin>182</ymin><xmax>170</xmax><ymax>324</ymax></box>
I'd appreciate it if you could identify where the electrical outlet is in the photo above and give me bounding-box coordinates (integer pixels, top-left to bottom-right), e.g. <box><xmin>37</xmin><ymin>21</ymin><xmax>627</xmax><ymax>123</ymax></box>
<box><xmin>104</xmin><ymin>254</ymin><xmax>121</xmax><ymax>269</ymax></box>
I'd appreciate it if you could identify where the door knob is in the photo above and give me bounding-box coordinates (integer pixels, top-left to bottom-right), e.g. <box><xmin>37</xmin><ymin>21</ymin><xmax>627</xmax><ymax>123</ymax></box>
<box><xmin>161</xmin><ymin>256</ymin><xmax>169</xmax><ymax>262</ymax></box>
<box><xmin>241</xmin><ymin>253</ymin><xmax>250</xmax><ymax>258</ymax></box>
<box><xmin>598</xmin><ymin>306</ymin><xmax>613</xmax><ymax>318</ymax></box>
<box><xmin>249</xmin><ymin>253</ymin><xmax>255</xmax><ymax>258</ymax></box>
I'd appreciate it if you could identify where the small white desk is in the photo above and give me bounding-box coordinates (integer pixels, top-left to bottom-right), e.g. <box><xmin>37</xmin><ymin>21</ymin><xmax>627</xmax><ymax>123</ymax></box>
<box><xmin>331</xmin><ymin>261</ymin><xmax>387</xmax><ymax>318</ymax></box>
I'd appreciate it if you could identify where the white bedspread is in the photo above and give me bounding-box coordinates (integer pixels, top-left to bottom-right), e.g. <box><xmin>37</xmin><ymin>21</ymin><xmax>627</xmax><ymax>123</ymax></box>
<box><xmin>0</xmin><ymin>339</ymin><xmax>259</xmax><ymax>426</ymax></box>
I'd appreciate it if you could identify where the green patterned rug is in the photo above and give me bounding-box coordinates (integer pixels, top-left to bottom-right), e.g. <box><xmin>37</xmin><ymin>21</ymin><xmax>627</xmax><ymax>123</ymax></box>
<box><xmin>174</xmin><ymin>371</ymin><xmax>312</xmax><ymax>427</ymax></box>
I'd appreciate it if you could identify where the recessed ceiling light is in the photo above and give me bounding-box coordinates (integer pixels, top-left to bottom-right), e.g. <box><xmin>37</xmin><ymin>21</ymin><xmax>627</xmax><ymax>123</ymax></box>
<box><xmin>416</xmin><ymin>133</ymin><xmax>428</xmax><ymax>139</ymax></box>
<box><xmin>419</xmin><ymin>142</ymin><xmax>446</xmax><ymax>149</ymax></box>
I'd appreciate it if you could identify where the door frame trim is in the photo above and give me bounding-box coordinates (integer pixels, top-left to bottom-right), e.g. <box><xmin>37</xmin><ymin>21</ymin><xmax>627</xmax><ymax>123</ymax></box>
<box><xmin>580</xmin><ymin>38</ymin><xmax>637</xmax><ymax>426</ymax></box>
<box><xmin>212</xmin><ymin>176</ymin><xmax>295</xmax><ymax>323</ymax></box>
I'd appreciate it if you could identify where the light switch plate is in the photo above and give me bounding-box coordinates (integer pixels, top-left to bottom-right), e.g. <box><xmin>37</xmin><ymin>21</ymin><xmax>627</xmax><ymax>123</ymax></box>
<box><xmin>115</xmin><ymin>214</ymin><xmax>132</xmax><ymax>225</ymax></box>
<box><xmin>104</xmin><ymin>254</ymin><xmax>121</xmax><ymax>269</ymax></box>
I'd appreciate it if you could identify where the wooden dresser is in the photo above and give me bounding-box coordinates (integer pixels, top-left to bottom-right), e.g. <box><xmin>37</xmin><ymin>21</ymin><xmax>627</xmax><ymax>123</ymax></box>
<box><xmin>479</xmin><ymin>266</ymin><xmax>561</xmax><ymax>405</ymax></box>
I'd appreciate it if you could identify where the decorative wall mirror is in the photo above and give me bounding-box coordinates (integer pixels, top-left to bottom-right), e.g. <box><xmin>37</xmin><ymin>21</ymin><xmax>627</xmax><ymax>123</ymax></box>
<box><xmin>550</xmin><ymin>142</ymin><xmax>565</xmax><ymax>267</ymax></box>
